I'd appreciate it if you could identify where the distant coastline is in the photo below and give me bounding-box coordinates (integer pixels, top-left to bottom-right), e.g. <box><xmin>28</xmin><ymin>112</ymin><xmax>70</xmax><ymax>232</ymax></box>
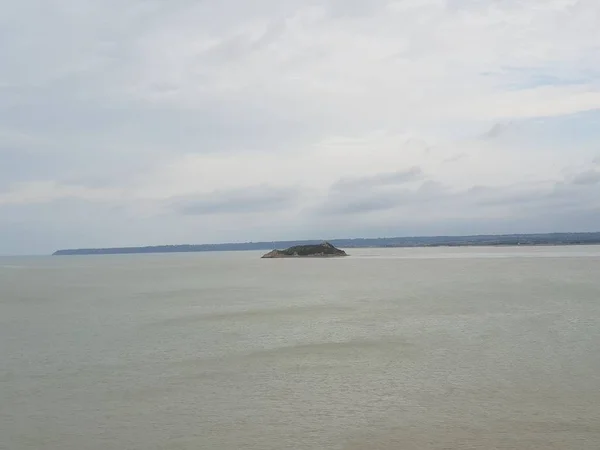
<box><xmin>52</xmin><ymin>232</ymin><xmax>600</xmax><ymax>255</ymax></box>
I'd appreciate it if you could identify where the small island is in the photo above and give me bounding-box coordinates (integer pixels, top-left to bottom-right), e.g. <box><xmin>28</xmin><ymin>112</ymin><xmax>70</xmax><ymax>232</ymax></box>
<box><xmin>261</xmin><ymin>242</ymin><xmax>348</xmax><ymax>258</ymax></box>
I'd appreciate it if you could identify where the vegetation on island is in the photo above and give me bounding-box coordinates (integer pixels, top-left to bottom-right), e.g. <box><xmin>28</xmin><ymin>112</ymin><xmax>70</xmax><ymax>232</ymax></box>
<box><xmin>261</xmin><ymin>242</ymin><xmax>348</xmax><ymax>258</ymax></box>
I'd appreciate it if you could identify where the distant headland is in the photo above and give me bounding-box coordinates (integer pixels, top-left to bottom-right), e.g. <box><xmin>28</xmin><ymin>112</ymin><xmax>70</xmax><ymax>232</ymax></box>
<box><xmin>52</xmin><ymin>232</ymin><xmax>600</xmax><ymax>256</ymax></box>
<box><xmin>261</xmin><ymin>242</ymin><xmax>347</xmax><ymax>258</ymax></box>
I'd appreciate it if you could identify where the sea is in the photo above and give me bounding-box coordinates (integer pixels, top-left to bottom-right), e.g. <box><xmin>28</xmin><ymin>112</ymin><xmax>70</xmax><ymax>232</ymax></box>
<box><xmin>1</xmin><ymin>246</ymin><xmax>599</xmax><ymax>449</ymax></box>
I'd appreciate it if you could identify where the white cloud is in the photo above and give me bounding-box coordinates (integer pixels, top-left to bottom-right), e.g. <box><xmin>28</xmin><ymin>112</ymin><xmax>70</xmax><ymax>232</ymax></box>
<box><xmin>1</xmin><ymin>0</ymin><xmax>600</xmax><ymax>253</ymax></box>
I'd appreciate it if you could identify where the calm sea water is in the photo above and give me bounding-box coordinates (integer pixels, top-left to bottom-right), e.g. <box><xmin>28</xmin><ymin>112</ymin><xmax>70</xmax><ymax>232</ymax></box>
<box><xmin>1</xmin><ymin>246</ymin><xmax>600</xmax><ymax>449</ymax></box>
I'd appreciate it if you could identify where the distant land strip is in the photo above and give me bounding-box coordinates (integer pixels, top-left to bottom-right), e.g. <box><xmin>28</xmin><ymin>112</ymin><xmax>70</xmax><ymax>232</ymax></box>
<box><xmin>52</xmin><ymin>232</ymin><xmax>600</xmax><ymax>255</ymax></box>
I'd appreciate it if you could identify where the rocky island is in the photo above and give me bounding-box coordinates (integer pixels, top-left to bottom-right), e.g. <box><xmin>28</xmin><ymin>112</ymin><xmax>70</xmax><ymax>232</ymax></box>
<box><xmin>261</xmin><ymin>242</ymin><xmax>348</xmax><ymax>258</ymax></box>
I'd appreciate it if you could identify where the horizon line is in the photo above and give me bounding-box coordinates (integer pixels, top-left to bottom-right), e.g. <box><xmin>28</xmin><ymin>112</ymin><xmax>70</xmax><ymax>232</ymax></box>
<box><xmin>51</xmin><ymin>231</ymin><xmax>600</xmax><ymax>256</ymax></box>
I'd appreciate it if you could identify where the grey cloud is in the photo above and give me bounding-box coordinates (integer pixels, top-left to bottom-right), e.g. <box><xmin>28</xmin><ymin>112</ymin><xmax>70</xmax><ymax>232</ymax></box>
<box><xmin>321</xmin><ymin>177</ymin><xmax>443</xmax><ymax>216</ymax></box>
<box><xmin>169</xmin><ymin>185</ymin><xmax>299</xmax><ymax>216</ymax></box>
<box><xmin>480</xmin><ymin>121</ymin><xmax>518</xmax><ymax>140</ymax></box>
<box><xmin>324</xmin><ymin>192</ymin><xmax>401</xmax><ymax>215</ymax></box>
<box><xmin>331</xmin><ymin>167</ymin><xmax>423</xmax><ymax>192</ymax></box>
<box><xmin>443</xmin><ymin>153</ymin><xmax>468</xmax><ymax>164</ymax></box>
<box><xmin>467</xmin><ymin>165</ymin><xmax>600</xmax><ymax>211</ymax></box>
<box><xmin>474</xmin><ymin>190</ymin><xmax>548</xmax><ymax>208</ymax></box>
<box><xmin>317</xmin><ymin>167</ymin><xmax>600</xmax><ymax>223</ymax></box>
<box><xmin>472</xmin><ymin>185</ymin><xmax>576</xmax><ymax>211</ymax></box>
<box><xmin>322</xmin><ymin>167</ymin><xmax>429</xmax><ymax>214</ymax></box>
<box><xmin>457</xmin><ymin>179</ymin><xmax>598</xmax><ymax>215</ymax></box>
<box><xmin>571</xmin><ymin>170</ymin><xmax>600</xmax><ymax>185</ymax></box>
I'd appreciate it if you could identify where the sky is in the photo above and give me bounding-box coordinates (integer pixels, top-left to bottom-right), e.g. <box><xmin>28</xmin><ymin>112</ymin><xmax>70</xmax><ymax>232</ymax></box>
<box><xmin>1</xmin><ymin>0</ymin><xmax>600</xmax><ymax>255</ymax></box>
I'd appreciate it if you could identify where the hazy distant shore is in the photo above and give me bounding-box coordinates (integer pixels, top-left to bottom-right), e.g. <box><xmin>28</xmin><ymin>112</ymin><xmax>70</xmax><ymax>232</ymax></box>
<box><xmin>52</xmin><ymin>232</ymin><xmax>600</xmax><ymax>255</ymax></box>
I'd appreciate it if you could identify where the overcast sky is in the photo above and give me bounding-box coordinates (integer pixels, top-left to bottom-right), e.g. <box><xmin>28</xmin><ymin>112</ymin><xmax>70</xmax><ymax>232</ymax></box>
<box><xmin>1</xmin><ymin>0</ymin><xmax>600</xmax><ymax>254</ymax></box>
